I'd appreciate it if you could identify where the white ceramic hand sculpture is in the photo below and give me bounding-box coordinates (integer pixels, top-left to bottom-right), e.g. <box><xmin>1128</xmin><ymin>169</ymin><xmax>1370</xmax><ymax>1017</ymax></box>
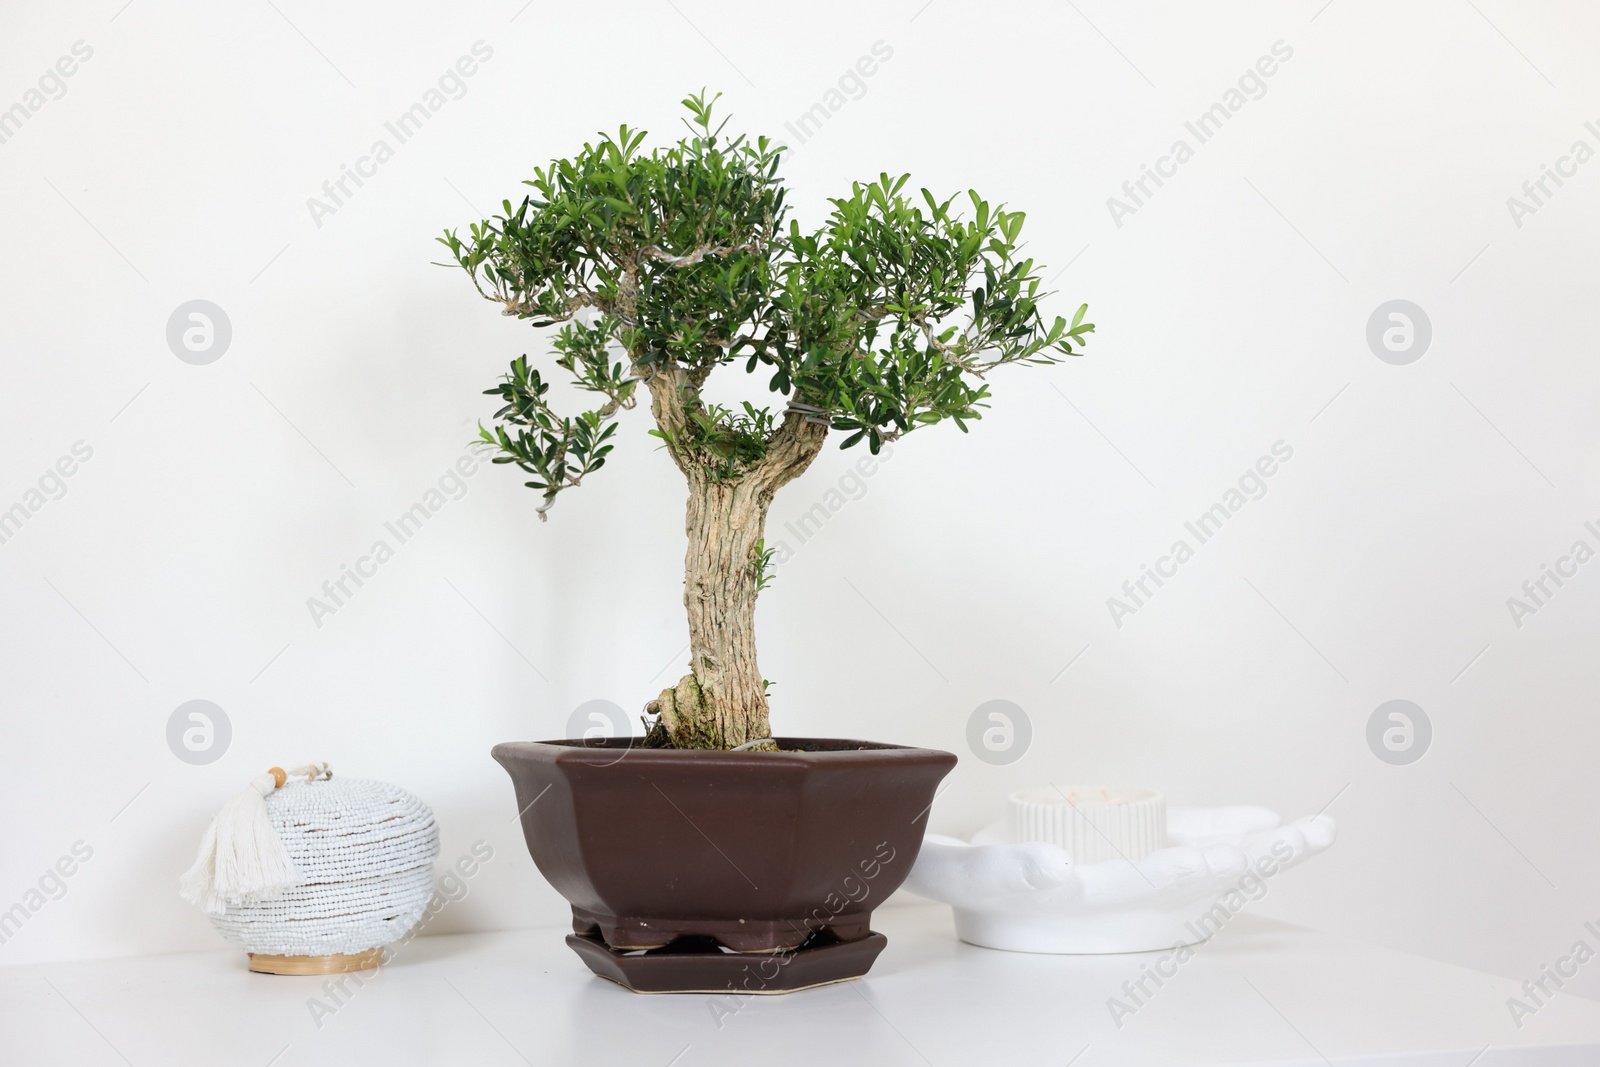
<box><xmin>903</xmin><ymin>806</ymin><xmax>1336</xmax><ymax>953</ymax></box>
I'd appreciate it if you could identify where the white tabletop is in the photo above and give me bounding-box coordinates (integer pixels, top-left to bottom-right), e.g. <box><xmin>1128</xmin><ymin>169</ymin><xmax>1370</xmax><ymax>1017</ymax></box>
<box><xmin>4</xmin><ymin>904</ymin><xmax>1597</xmax><ymax>1066</ymax></box>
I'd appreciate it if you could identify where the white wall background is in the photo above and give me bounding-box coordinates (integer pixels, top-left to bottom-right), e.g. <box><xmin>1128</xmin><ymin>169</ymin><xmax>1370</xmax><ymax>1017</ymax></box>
<box><xmin>3</xmin><ymin>0</ymin><xmax>1599</xmax><ymax>1005</ymax></box>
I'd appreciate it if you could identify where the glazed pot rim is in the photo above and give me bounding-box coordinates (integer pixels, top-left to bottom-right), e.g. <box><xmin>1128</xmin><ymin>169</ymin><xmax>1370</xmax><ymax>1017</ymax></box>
<box><xmin>492</xmin><ymin>736</ymin><xmax>957</xmax><ymax>767</ymax></box>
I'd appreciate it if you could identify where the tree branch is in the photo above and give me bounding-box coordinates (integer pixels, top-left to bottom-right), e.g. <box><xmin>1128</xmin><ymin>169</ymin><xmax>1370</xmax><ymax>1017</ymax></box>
<box><xmin>752</xmin><ymin>410</ymin><xmax>829</xmax><ymax>495</ymax></box>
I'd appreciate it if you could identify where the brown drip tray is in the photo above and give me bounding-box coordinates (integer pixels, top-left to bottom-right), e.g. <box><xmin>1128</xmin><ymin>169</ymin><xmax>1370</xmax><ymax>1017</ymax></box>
<box><xmin>566</xmin><ymin>931</ymin><xmax>889</xmax><ymax>994</ymax></box>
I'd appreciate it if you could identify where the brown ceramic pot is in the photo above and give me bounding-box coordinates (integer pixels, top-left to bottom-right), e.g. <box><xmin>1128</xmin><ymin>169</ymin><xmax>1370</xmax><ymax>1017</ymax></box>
<box><xmin>492</xmin><ymin>737</ymin><xmax>956</xmax><ymax>993</ymax></box>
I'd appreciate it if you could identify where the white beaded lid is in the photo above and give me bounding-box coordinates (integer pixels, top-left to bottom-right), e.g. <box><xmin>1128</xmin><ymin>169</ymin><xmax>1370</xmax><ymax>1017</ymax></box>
<box><xmin>207</xmin><ymin>777</ymin><xmax>439</xmax><ymax>957</ymax></box>
<box><xmin>1008</xmin><ymin>785</ymin><xmax>1167</xmax><ymax>865</ymax></box>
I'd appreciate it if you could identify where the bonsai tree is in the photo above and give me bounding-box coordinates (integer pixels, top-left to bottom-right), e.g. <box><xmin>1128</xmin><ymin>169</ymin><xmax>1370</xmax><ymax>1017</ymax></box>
<box><xmin>439</xmin><ymin>92</ymin><xmax>1092</xmax><ymax>751</ymax></box>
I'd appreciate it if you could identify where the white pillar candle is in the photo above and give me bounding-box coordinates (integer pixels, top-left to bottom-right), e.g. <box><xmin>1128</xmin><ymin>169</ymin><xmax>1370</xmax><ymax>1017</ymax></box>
<box><xmin>1008</xmin><ymin>785</ymin><xmax>1168</xmax><ymax>865</ymax></box>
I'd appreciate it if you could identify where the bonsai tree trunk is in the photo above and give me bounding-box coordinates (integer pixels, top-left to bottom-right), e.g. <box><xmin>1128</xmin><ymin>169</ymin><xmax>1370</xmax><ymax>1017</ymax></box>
<box><xmin>645</xmin><ymin>367</ymin><xmax>829</xmax><ymax>748</ymax></box>
<box><xmin>649</xmin><ymin>476</ymin><xmax>772</xmax><ymax>748</ymax></box>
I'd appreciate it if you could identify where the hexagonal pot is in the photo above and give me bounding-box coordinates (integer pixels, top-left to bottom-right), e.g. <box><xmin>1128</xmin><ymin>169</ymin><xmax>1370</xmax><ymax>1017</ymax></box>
<box><xmin>492</xmin><ymin>737</ymin><xmax>956</xmax><ymax>993</ymax></box>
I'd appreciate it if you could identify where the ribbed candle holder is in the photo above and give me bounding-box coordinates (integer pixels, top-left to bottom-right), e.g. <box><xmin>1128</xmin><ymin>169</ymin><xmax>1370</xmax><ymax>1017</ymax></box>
<box><xmin>1008</xmin><ymin>785</ymin><xmax>1167</xmax><ymax>865</ymax></box>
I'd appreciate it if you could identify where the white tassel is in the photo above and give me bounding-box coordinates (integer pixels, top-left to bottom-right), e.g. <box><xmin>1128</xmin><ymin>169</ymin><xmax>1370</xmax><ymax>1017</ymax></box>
<box><xmin>179</xmin><ymin>763</ymin><xmax>330</xmax><ymax>915</ymax></box>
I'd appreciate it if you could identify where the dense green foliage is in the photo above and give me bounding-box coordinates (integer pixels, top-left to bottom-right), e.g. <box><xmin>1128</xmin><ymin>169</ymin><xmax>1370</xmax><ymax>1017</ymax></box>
<box><xmin>440</xmin><ymin>92</ymin><xmax>1092</xmax><ymax>512</ymax></box>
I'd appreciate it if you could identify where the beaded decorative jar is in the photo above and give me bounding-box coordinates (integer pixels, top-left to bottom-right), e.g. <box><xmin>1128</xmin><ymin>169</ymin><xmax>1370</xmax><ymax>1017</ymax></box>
<box><xmin>197</xmin><ymin>770</ymin><xmax>440</xmax><ymax>975</ymax></box>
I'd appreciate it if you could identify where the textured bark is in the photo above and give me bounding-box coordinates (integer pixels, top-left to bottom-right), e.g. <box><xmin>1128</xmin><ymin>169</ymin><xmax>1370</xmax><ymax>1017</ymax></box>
<box><xmin>645</xmin><ymin>376</ymin><xmax>830</xmax><ymax>749</ymax></box>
